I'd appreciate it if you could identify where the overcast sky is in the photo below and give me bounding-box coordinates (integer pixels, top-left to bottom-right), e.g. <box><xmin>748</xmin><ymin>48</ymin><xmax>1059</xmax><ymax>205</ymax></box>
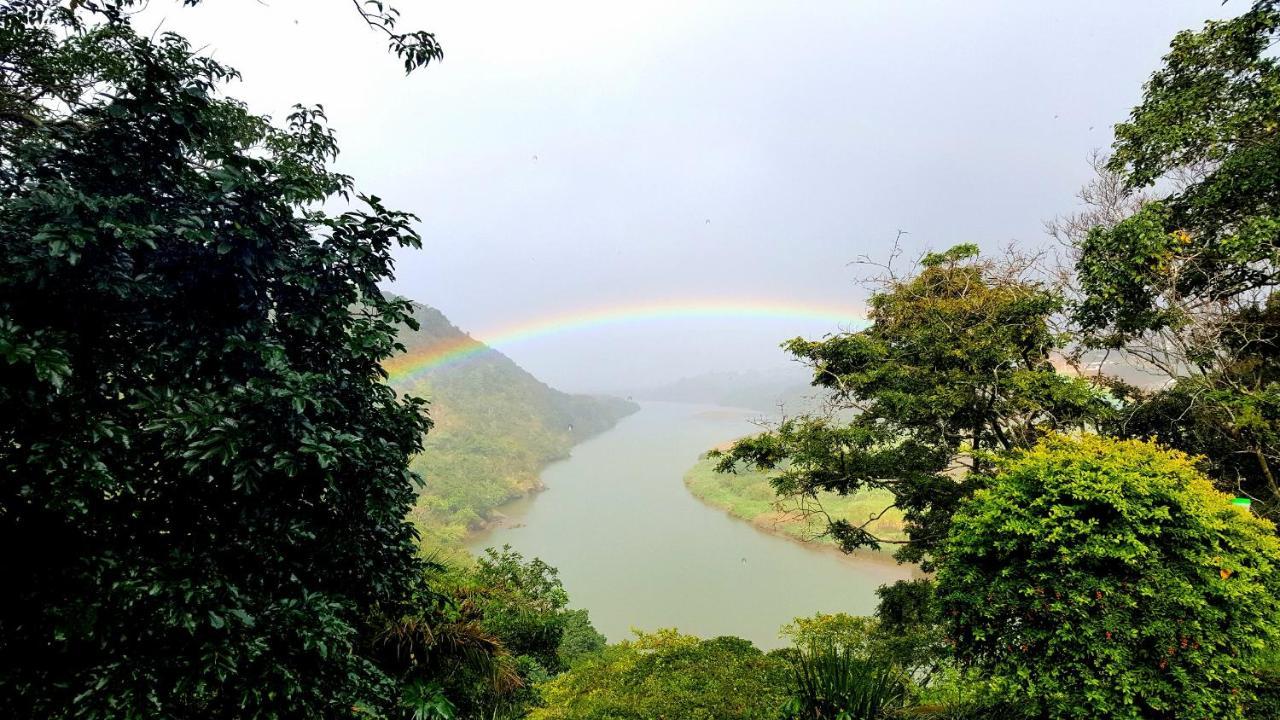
<box><xmin>152</xmin><ymin>1</ymin><xmax>1230</xmax><ymax>392</ymax></box>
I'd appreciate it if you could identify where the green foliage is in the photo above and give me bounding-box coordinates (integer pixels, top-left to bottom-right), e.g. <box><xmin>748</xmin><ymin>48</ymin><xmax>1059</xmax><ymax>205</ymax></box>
<box><xmin>556</xmin><ymin>609</ymin><xmax>607</xmax><ymax>668</ymax></box>
<box><xmin>780</xmin><ymin>594</ymin><xmax>945</xmax><ymax>693</ymax></box>
<box><xmin>876</xmin><ymin>579</ymin><xmax>937</xmax><ymax>631</ymax></box>
<box><xmin>346</xmin><ymin>0</ymin><xmax>444</xmax><ymax>73</ymax></box>
<box><xmin>937</xmin><ymin>435</ymin><xmax>1280</xmax><ymax>719</ymax></box>
<box><xmin>685</xmin><ymin>454</ymin><xmax>905</xmax><ymax>546</ymax></box>
<box><xmin>471</xmin><ymin>546</ymin><xmax>571</xmax><ymax>673</ymax></box>
<box><xmin>901</xmin><ymin>667</ymin><xmax>1016</xmax><ymax>720</ymax></box>
<box><xmin>439</xmin><ymin>546</ymin><xmax>608</xmax><ymax>718</ymax></box>
<box><xmin>1106</xmin><ymin>316</ymin><xmax>1280</xmax><ymax>522</ymax></box>
<box><xmin>370</xmin><ymin>560</ymin><xmax>526</xmax><ymax>720</ymax></box>
<box><xmin>530</xmin><ymin>630</ymin><xmax>792</xmax><ymax>720</ymax></box>
<box><xmin>1073</xmin><ymin>0</ymin><xmax>1280</xmax><ymax>522</ymax></box>
<box><xmin>874</xmin><ymin>581</ymin><xmax>947</xmax><ymax>683</ymax></box>
<box><xmin>716</xmin><ymin>247</ymin><xmax>1109</xmax><ymax>567</ymax></box>
<box><xmin>779</xmin><ymin>611</ymin><xmax>942</xmax><ymax>715</ymax></box>
<box><xmin>400</xmin><ymin>681</ymin><xmax>457</xmax><ymax>720</ymax></box>
<box><xmin>781</xmin><ymin>645</ymin><xmax>906</xmax><ymax>720</ymax></box>
<box><xmin>1251</xmin><ymin>646</ymin><xmax>1280</xmax><ymax>718</ymax></box>
<box><xmin>781</xmin><ymin>613</ymin><xmax>880</xmax><ymax>657</ymax></box>
<box><xmin>0</xmin><ymin>3</ymin><xmax>449</xmax><ymax>717</ymax></box>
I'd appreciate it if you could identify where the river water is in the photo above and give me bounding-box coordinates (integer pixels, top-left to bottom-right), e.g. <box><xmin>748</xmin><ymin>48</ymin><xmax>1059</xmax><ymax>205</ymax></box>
<box><xmin>465</xmin><ymin>401</ymin><xmax>916</xmax><ymax>649</ymax></box>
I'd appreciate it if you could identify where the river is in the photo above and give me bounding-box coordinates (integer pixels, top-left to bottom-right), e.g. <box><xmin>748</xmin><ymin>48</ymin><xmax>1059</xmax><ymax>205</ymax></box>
<box><xmin>465</xmin><ymin>401</ymin><xmax>916</xmax><ymax>650</ymax></box>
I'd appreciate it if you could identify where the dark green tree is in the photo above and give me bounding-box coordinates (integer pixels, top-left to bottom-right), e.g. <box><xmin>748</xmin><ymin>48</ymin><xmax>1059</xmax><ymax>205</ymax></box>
<box><xmin>715</xmin><ymin>245</ymin><xmax>1107</xmax><ymax>567</ymax></box>
<box><xmin>555</xmin><ymin>609</ymin><xmax>606</xmax><ymax>668</ymax></box>
<box><xmin>0</xmin><ymin>2</ymin><xmax>447</xmax><ymax>717</ymax></box>
<box><xmin>938</xmin><ymin>435</ymin><xmax>1280</xmax><ymax>719</ymax></box>
<box><xmin>1072</xmin><ymin>0</ymin><xmax>1280</xmax><ymax>522</ymax></box>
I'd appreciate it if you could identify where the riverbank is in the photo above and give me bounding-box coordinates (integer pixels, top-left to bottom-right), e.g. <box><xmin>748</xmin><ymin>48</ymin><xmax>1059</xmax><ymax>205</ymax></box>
<box><xmin>682</xmin><ymin>453</ymin><xmax>907</xmax><ymax>551</ymax></box>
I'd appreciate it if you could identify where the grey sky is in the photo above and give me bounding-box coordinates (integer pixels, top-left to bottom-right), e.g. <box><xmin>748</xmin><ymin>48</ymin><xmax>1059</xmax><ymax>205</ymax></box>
<box><xmin>155</xmin><ymin>1</ymin><xmax>1229</xmax><ymax>392</ymax></box>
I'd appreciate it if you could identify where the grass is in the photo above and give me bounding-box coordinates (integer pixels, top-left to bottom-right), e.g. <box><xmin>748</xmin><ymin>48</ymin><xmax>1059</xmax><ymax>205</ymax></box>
<box><xmin>683</xmin><ymin>454</ymin><xmax>907</xmax><ymax>548</ymax></box>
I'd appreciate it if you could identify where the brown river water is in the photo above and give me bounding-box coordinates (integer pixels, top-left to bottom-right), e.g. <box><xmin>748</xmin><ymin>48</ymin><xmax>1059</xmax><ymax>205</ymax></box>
<box><xmin>467</xmin><ymin>401</ymin><xmax>916</xmax><ymax>649</ymax></box>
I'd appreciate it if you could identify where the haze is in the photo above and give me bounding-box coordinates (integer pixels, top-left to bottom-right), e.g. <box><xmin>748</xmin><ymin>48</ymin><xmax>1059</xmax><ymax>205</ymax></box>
<box><xmin>152</xmin><ymin>1</ymin><xmax>1226</xmax><ymax>392</ymax></box>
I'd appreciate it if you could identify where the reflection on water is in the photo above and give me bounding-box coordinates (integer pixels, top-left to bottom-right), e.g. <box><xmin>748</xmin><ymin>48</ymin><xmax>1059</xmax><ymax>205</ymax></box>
<box><xmin>466</xmin><ymin>401</ymin><xmax>916</xmax><ymax>649</ymax></box>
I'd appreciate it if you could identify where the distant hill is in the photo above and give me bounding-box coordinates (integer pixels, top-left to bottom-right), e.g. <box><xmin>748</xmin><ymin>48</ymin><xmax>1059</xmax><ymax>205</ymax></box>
<box><xmin>387</xmin><ymin>299</ymin><xmax>638</xmax><ymax>548</ymax></box>
<box><xmin>637</xmin><ymin>368</ymin><xmax>828</xmax><ymax>415</ymax></box>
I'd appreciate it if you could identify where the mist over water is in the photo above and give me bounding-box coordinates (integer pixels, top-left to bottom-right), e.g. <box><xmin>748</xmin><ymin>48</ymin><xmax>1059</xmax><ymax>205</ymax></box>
<box><xmin>467</xmin><ymin>402</ymin><xmax>916</xmax><ymax>649</ymax></box>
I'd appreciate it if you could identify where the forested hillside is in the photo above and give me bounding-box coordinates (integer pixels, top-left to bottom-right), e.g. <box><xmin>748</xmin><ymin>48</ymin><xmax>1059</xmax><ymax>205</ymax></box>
<box><xmin>389</xmin><ymin>300</ymin><xmax>638</xmax><ymax>547</ymax></box>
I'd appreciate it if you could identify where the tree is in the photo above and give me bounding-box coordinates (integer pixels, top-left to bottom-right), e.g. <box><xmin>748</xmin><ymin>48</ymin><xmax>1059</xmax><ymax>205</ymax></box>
<box><xmin>0</xmin><ymin>2</ymin><xmax>445</xmax><ymax>717</ymax></box>
<box><xmin>873</xmin><ymin>580</ymin><xmax>947</xmax><ymax>683</ymax></box>
<box><xmin>779</xmin><ymin>612</ymin><xmax>880</xmax><ymax>657</ymax></box>
<box><xmin>1072</xmin><ymin>0</ymin><xmax>1280</xmax><ymax>522</ymax></box>
<box><xmin>555</xmin><ymin>609</ymin><xmax>606</xmax><ymax>667</ymax></box>
<box><xmin>370</xmin><ymin>560</ymin><xmax>523</xmax><ymax>720</ymax></box>
<box><xmin>471</xmin><ymin>545</ymin><xmax>573</xmax><ymax>675</ymax></box>
<box><xmin>530</xmin><ymin>630</ymin><xmax>791</xmax><ymax>720</ymax></box>
<box><xmin>447</xmin><ymin>546</ymin><xmax>607</xmax><ymax>718</ymax></box>
<box><xmin>714</xmin><ymin>244</ymin><xmax>1108</xmax><ymax>567</ymax></box>
<box><xmin>937</xmin><ymin>435</ymin><xmax>1280</xmax><ymax>719</ymax></box>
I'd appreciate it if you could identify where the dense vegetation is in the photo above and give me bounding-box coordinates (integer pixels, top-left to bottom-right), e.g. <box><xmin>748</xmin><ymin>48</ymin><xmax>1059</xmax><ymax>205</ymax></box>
<box><xmin>939</xmin><ymin>436</ymin><xmax>1280</xmax><ymax>718</ymax></box>
<box><xmin>389</xmin><ymin>301</ymin><xmax>636</xmax><ymax>548</ymax></box>
<box><xmin>1071</xmin><ymin>0</ymin><xmax>1280</xmax><ymax>525</ymax></box>
<box><xmin>0</xmin><ymin>1</ymin><xmax>445</xmax><ymax>716</ymax></box>
<box><xmin>4</xmin><ymin>0</ymin><xmax>1280</xmax><ymax>718</ymax></box>
<box><xmin>530</xmin><ymin>630</ymin><xmax>792</xmax><ymax>720</ymax></box>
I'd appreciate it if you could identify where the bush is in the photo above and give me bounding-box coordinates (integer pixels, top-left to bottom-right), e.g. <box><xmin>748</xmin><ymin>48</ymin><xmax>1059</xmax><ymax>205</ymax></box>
<box><xmin>782</xmin><ymin>644</ymin><xmax>906</xmax><ymax>720</ymax></box>
<box><xmin>460</xmin><ymin>546</ymin><xmax>602</xmax><ymax>718</ymax></box>
<box><xmin>556</xmin><ymin>609</ymin><xmax>606</xmax><ymax>667</ymax></box>
<box><xmin>472</xmin><ymin>545</ymin><xmax>572</xmax><ymax>673</ymax></box>
<box><xmin>780</xmin><ymin>612</ymin><xmax>880</xmax><ymax>656</ymax></box>
<box><xmin>531</xmin><ymin>630</ymin><xmax>790</xmax><ymax>720</ymax></box>
<box><xmin>937</xmin><ymin>435</ymin><xmax>1280</xmax><ymax>719</ymax></box>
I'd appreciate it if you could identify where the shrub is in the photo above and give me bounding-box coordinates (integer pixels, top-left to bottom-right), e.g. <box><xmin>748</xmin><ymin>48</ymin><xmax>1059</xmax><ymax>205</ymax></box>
<box><xmin>531</xmin><ymin>630</ymin><xmax>790</xmax><ymax>720</ymax></box>
<box><xmin>780</xmin><ymin>612</ymin><xmax>880</xmax><ymax>656</ymax></box>
<box><xmin>556</xmin><ymin>608</ymin><xmax>606</xmax><ymax>667</ymax></box>
<box><xmin>782</xmin><ymin>644</ymin><xmax>906</xmax><ymax>719</ymax></box>
<box><xmin>937</xmin><ymin>435</ymin><xmax>1280</xmax><ymax>719</ymax></box>
<box><xmin>875</xmin><ymin>580</ymin><xmax>947</xmax><ymax>682</ymax></box>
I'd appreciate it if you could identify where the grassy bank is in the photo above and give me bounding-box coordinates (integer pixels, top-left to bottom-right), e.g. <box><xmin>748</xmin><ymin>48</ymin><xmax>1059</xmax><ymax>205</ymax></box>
<box><xmin>683</xmin><ymin>454</ymin><xmax>906</xmax><ymax>548</ymax></box>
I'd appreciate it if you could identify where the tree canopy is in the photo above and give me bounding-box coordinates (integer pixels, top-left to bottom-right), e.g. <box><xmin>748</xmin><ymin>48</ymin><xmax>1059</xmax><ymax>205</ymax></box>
<box><xmin>1073</xmin><ymin>0</ymin><xmax>1280</xmax><ymax>523</ymax></box>
<box><xmin>715</xmin><ymin>244</ymin><xmax>1108</xmax><ymax>566</ymax></box>
<box><xmin>938</xmin><ymin>435</ymin><xmax>1280</xmax><ymax>719</ymax></box>
<box><xmin>530</xmin><ymin>630</ymin><xmax>791</xmax><ymax>720</ymax></box>
<box><xmin>0</xmin><ymin>2</ymin><xmax>442</xmax><ymax>717</ymax></box>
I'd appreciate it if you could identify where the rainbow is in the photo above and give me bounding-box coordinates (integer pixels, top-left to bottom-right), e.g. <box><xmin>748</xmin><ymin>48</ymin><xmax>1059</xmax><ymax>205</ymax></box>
<box><xmin>384</xmin><ymin>298</ymin><xmax>867</xmax><ymax>384</ymax></box>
